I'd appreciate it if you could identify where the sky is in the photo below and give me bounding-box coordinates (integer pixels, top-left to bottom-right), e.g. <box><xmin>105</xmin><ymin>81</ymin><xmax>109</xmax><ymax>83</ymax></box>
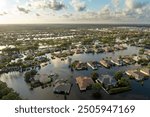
<box><xmin>0</xmin><ymin>0</ymin><xmax>150</xmax><ymax>24</ymax></box>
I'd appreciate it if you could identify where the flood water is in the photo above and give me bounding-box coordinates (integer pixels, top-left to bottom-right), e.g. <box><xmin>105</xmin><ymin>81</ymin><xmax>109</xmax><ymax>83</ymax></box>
<box><xmin>0</xmin><ymin>46</ymin><xmax>150</xmax><ymax>100</ymax></box>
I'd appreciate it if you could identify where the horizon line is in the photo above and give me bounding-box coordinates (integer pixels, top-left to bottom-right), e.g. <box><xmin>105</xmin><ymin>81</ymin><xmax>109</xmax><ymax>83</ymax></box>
<box><xmin>0</xmin><ymin>22</ymin><xmax>150</xmax><ymax>25</ymax></box>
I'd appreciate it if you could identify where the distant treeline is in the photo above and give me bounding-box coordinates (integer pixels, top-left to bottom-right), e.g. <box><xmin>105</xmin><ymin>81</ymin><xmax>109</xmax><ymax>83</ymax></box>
<box><xmin>0</xmin><ymin>24</ymin><xmax>150</xmax><ymax>32</ymax></box>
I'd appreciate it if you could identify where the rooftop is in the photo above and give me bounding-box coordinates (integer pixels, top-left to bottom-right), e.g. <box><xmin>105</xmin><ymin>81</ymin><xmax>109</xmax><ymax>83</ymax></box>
<box><xmin>53</xmin><ymin>79</ymin><xmax>71</xmax><ymax>94</ymax></box>
<box><xmin>34</xmin><ymin>74</ymin><xmax>51</xmax><ymax>84</ymax></box>
<box><xmin>76</xmin><ymin>76</ymin><xmax>94</xmax><ymax>91</ymax></box>
<box><xmin>98</xmin><ymin>75</ymin><xmax>117</xmax><ymax>86</ymax></box>
<box><xmin>140</xmin><ymin>68</ymin><xmax>150</xmax><ymax>76</ymax></box>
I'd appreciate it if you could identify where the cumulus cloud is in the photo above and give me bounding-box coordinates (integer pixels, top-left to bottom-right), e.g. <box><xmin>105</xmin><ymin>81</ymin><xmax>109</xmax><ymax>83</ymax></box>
<box><xmin>65</xmin><ymin>0</ymin><xmax>150</xmax><ymax>23</ymax></box>
<box><xmin>29</xmin><ymin>0</ymin><xmax>45</xmax><ymax>9</ymax></box>
<box><xmin>0</xmin><ymin>12</ymin><xmax>7</xmax><ymax>16</ymax></box>
<box><xmin>125</xmin><ymin>0</ymin><xmax>133</xmax><ymax>10</ymax></box>
<box><xmin>62</xmin><ymin>13</ymin><xmax>73</xmax><ymax>18</ymax></box>
<box><xmin>125</xmin><ymin>0</ymin><xmax>148</xmax><ymax>10</ymax></box>
<box><xmin>124</xmin><ymin>0</ymin><xmax>149</xmax><ymax>20</ymax></box>
<box><xmin>48</xmin><ymin>0</ymin><xmax>65</xmax><ymax>10</ymax></box>
<box><xmin>100</xmin><ymin>5</ymin><xmax>111</xmax><ymax>15</ymax></box>
<box><xmin>28</xmin><ymin>3</ymin><xmax>32</xmax><ymax>7</ymax></box>
<box><xmin>30</xmin><ymin>0</ymin><xmax>65</xmax><ymax>11</ymax></box>
<box><xmin>71</xmin><ymin>0</ymin><xmax>86</xmax><ymax>11</ymax></box>
<box><xmin>30</xmin><ymin>0</ymin><xmax>149</xmax><ymax>23</ymax></box>
<box><xmin>36</xmin><ymin>13</ymin><xmax>40</xmax><ymax>16</ymax></box>
<box><xmin>112</xmin><ymin>0</ymin><xmax>120</xmax><ymax>7</ymax></box>
<box><xmin>133</xmin><ymin>1</ymin><xmax>148</xmax><ymax>9</ymax></box>
<box><xmin>17</xmin><ymin>6</ymin><xmax>31</xmax><ymax>14</ymax></box>
<box><xmin>2</xmin><ymin>0</ymin><xmax>149</xmax><ymax>24</ymax></box>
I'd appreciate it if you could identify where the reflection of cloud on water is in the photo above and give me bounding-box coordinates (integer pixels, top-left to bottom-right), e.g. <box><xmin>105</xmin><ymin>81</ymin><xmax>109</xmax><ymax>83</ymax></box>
<box><xmin>0</xmin><ymin>72</ymin><xmax>23</xmax><ymax>91</ymax></box>
<box><xmin>51</xmin><ymin>59</ymin><xmax>68</xmax><ymax>68</ymax></box>
<box><xmin>0</xmin><ymin>72</ymin><xmax>21</xmax><ymax>80</ymax></box>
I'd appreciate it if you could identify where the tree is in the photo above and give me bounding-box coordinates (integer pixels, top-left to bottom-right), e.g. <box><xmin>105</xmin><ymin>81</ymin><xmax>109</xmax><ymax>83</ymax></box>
<box><xmin>114</xmin><ymin>71</ymin><xmax>123</xmax><ymax>81</ymax></box>
<box><xmin>92</xmin><ymin>83</ymin><xmax>102</xmax><ymax>90</ymax></box>
<box><xmin>117</xmin><ymin>78</ymin><xmax>129</xmax><ymax>87</ymax></box>
<box><xmin>24</xmin><ymin>72</ymin><xmax>32</xmax><ymax>83</ymax></box>
<box><xmin>0</xmin><ymin>81</ymin><xmax>7</xmax><ymax>89</ymax></box>
<box><xmin>30</xmin><ymin>70</ymin><xmax>37</xmax><ymax>76</ymax></box>
<box><xmin>2</xmin><ymin>92</ymin><xmax>21</xmax><ymax>100</ymax></box>
<box><xmin>119</xmin><ymin>55</ymin><xmax>123</xmax><ymax>60</ymax></box>
<box><xmin>0</xmin><ymin>81</ymin><xmax>21</xmax><ymax>100</ymax></box>
<box><xmin>2</xmin><ymin>47</ymin><xmax>20</xmax><ymax>55</ymax></box>
<box><xmin>0</xmin><ymin>87</ymin><xmax>12</xmax><ymax>98</ymax></box>
<box><xmin>139</xmin><ymin>48</ymin><xmax>145</xmax><ymax>55</ymax></box>
<box><xmin>24</xmin><ymin>70</ymin><xmax>37</xmax><ymax>83</ymax></box>
<box><xmin>91</xmin><ymin>72</ymin><xmax>99</xmax><ymax>81</ymax></box>
<box><xmin>138</xmin><ymin>59</ymin><xmax>148</xmax><ymax>66</ymax></box>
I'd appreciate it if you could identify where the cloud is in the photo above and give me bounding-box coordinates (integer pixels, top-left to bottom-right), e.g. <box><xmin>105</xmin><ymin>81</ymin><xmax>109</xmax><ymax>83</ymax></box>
<box><xmin>124</xmin><ymin>0</ymin><xmax>149</xmax><ymax>20</ymax></box>
<box><xmin>36</xmin><ymin>13</ymin><xmax>40</xmax><ymax>16</ymax></box>
<box><xmin>28</xmin><ymin>3</ymin><xmax>32</xmax><ymax>7</ymax></box>
<box><xmin>125</xmin><ymin>0</ymin><xmax>133</xmax><ymax>10</ymax></box>
<box><xmin>65</xmin><ymin>0</ymin><xmax>150</xmax><ymax>24</ymax></box>
<box><xmin>48</xmin><ymin>0</ymin><xmax>65</xmax><ymax>10</ymax></box>
<box><xmin>100</xmin><ymin>5</ymin><xmax>110</xmax><ymax>15</ymax></box>
<box><xmin>1</xmin><ymin>0</ymin><xmax>150</xmax><ymax>24</ymax></box>
<box><xmin>112</xmin><ymin>0</ymin><xmax>120</xmax><ymax>7</ymax></box>
<box><xmin>71</xmin><ymin>0</ymin><xmax>86</xmax><ymax>11</ymax></box>
<box><xmin>0</xmin><ymin>12</ymin><xmax>7</xmax><ymax>16</ymax></box>
<box><xmin>62</xmin><ymin>13</ymin><xmax>73</xmax><ymax>18</ymax></box>
<box><xmin>17</xmin><ymin>6</ymin><xmax>31</xmax><ymax>14</ymax></box>
<box><xmin>30</xmin><ymin>0</ymin><xmax>149</xmax><ymax>23</ymax></box>
<box><xmin>125</xmin><ymin>0</ymin><xmax>148</xmax><ymax>10</ymax></box>
<box><xmin>30</xmin><ymin>0</ymin><xmax>65</xmax><ymax>11</ymax></box>
<box><xmin>133</xmin><ymin>1</ymin><xmax>148</xmax><ymax>9</ymax></box>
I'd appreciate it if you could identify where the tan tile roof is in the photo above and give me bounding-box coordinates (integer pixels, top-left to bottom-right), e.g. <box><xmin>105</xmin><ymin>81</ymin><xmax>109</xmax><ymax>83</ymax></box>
<box><xmin>76</xmin><ymin>76</ymin><xmax>94</xmax><ymax>91</ymax></box>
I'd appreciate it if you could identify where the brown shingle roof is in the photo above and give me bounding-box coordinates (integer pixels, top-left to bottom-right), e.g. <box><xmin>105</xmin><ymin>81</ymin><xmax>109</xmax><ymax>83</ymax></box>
<box><xmin>76</xmin><ymin>76</ymin><xmax>94</xmax><ymax>91</ymax></box>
